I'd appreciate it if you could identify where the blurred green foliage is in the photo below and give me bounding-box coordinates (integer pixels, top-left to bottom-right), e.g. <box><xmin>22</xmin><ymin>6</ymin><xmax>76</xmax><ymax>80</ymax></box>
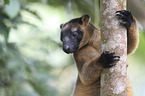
<box><xmin>0</xmin><ymin>0</ymin><xmax>145</xmax><ymax>96</ymax></box>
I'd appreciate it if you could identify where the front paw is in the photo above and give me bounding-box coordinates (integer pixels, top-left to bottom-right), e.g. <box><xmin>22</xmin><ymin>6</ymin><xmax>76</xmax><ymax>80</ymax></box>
<box><xmin>99</xmin><ymin>51</ymin><xmax>120</xmax><ymax>68</ymax></box>
<box><xmin>115</xmin><ymin>10</ymin><xmax>133</xmax><ymax>28</ymax></box>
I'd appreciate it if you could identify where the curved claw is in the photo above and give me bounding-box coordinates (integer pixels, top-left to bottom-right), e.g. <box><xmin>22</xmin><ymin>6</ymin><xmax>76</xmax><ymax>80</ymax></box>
<box><xmin>99</xmin><ymin>51</ymin><xmax>120</xmax><ymax>68</ymax></box>
<box><xmin>115</xmin><ymin>10</ymin><xmax>133</xmax><ymax>28</ymax></box>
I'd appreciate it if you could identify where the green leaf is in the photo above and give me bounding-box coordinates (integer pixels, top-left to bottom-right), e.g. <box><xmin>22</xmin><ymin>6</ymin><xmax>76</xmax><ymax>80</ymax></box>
<box><xmin>4</xmin><ymin>0</ymin><xmax>20</xmax><ymax>19</ymax></box>
<box><xmin>0</xmin><ymin>22</ymin><xmax>10</xmax><ymax>43</ymax></box>
<box><xmin>4</xmin><ymin>0</ymin><xmax>9</xmax><ymax>5</ymax></box>
<box><xmin>23</xmin><ymin>8</ymin><xmax>41</xmax><ymax>20</ymax></box>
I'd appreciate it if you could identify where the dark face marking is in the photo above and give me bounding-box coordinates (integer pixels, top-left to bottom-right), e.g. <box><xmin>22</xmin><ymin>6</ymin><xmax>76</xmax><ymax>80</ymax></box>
<box><xmin>60</xmin><ymin>25</ymin><xmax>83</xmax><ymax>54</ymax></box>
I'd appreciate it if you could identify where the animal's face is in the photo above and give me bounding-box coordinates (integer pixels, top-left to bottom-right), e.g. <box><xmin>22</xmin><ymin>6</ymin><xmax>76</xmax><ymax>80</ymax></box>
<box><xmin>60</xmin><ymin>15</ymin><xmax>91</xmax><ymax>54</ymax></box>
<box><xmin>60</xmin><ymin>23</ymin><xmax>84</xmax><ymax>53</ymax></box>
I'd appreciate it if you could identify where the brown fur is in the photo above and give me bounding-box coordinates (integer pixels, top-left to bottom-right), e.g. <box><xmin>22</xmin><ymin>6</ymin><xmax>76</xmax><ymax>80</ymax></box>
<box><xmin>62</xmin><ymin>15</ymin><xmax>138</xmax><ymax>96</ymax></box>
<box><xmin>127</xmin><ymin>17</ymin><xmax>139</xmax><ymax>55</ymax></box>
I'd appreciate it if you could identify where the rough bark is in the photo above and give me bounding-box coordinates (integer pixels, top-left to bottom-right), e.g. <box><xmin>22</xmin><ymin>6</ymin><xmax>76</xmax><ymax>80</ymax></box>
<box><xmin>100</xmin><ymin>0</ymin><xmax>127</xmax><ymax>96</ymax></box>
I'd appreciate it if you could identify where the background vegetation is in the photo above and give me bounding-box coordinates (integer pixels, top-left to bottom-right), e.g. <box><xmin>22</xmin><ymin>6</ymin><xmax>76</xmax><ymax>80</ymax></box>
<box><xmin>0</xmin><ymin>0</ymin><xmax>145</xmax><ymax>96</ymax></box>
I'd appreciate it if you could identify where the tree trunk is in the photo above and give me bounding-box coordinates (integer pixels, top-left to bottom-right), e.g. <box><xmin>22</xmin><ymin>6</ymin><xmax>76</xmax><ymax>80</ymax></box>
<box><xmin>100</xmin><ymin>0</ymin><xmax>128</xmax><ymax>96</ymax></box>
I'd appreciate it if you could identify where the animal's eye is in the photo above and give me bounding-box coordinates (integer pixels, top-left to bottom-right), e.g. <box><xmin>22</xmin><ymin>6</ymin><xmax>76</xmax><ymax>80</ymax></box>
<box><xmin>72</xmin><ymin>32</ymin><xmax>78</xmax><ymax>37</ymax></box>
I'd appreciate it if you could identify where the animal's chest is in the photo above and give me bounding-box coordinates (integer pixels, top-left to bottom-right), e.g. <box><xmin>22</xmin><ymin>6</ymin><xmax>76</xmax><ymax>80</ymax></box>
<box><xmin>76</xmin><ymin>45</ymin><xmax>99</xmax><ymax>58</ymax></box>
<box><xmin>73</xmin><ymin>45</ymin><xmax>100</xmax><ymax>68</ymax></box>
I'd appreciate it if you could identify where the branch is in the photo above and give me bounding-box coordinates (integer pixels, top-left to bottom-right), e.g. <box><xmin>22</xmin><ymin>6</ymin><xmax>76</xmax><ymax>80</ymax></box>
<box><xmin>100</xmin><ymin>0</ymin><xmax>127</xmax><ymax>95</ymax></box>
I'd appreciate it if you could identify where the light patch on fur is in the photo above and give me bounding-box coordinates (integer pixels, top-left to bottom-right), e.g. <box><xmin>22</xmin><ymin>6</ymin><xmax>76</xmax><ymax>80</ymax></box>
<box><xmin>63</xmin><ymin>24</ymin><xmax>69</xmax><ymax>30</ymax></box>
<box><xmin>64</xmin><ymin>36</ymin><xmax>69</xmax><ymax>42</ymax></box>
<box><xmin>71</xmin><ymin>27</ymin><xmax>77</xmax><ymax>32</ymax></box>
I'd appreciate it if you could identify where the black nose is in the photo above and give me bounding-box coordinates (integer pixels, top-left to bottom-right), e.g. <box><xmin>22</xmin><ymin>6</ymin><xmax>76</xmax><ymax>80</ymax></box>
<box><xmin>63</xmin><ymin>45</ymin><xmax>70</xmax><ymax>51</ymax></box>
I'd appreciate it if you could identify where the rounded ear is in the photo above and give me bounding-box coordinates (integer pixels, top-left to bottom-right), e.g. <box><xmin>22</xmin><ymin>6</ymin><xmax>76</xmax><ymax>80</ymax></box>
<box><xmin>81</xmin><ymin>14</ymin><xmax>91</xmax><ymax>26</ymax></box>
<box><xmin>60</xmin><ymin>24</ymin><xmax>63</xmax><ymax>29</ymax></box>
